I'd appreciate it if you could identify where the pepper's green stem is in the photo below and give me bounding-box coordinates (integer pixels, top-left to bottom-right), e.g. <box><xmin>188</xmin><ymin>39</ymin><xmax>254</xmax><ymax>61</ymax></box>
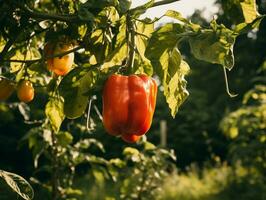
<box><xmin>127</xmin><ymin>15</ymin><xmax>136</xmax><ymax>74</ymax></box>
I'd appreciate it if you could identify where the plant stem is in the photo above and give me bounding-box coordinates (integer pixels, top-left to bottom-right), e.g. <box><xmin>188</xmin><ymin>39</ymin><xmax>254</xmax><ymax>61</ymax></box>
<box><xmin>51</xmin><ymin>131</ymin><xmax>60</xmax><ymax>200</ymax></box>
<box><xmin>137</xmin><ymin>166</ymin><xmax>147</xmax><ymax>200</ymax></box>
<box><xmin>0</xmin><ymin>33</ymin><xmax>21</xmax><ymax>64</ymax></box>
<box><xmin>3</xmin><ymin>46</ymin><xmax>83</xmax><ymax>64</ymax></box>
<box><xmin>126</xmin><ymin>15</ymin><xmax>136</xmax><ymax>74</ymax></box>
<box><xmin>22</xmin><ymin>5</ymin><xmax>78</xmax><ymax>22</ymax></box>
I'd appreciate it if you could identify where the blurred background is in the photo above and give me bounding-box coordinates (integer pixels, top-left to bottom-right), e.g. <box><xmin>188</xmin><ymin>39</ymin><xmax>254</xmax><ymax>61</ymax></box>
<box><xmin>0</xmin><ymin>0</ymin><xmax>265</xmax><ymax>200</ymax></box>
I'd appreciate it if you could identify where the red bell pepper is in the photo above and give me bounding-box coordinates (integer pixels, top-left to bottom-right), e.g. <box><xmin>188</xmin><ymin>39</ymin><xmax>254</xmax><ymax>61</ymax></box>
<box><xmin>102</xmin><ymin>74</ymin><xmax>157</xmax><ymax>143</ymax></box>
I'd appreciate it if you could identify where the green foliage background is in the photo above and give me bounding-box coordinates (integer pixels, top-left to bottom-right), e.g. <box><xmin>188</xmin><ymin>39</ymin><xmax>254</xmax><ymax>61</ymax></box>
<box><xmin>0</xmin><ymin>0</ymin><xmax>265</xmax><ymax>200</ymax></box>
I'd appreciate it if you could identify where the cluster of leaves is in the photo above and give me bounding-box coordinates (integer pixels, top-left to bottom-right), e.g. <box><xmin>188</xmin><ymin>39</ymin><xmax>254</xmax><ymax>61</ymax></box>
<box><xmin>1</xmin><ymin>0</ymin><xmax>264</xmax><ymax>122</ymax></box>
<box><xmin>0</xmin><ymin>170</ymin><xmax>34</xmax><ymax>200</ymax></box>
<box><xmin>220</xmin><ymin>62</ymin><xmax>266</xmax><ymax>172</ymax></box>
<box><xmin>0</xmin><ymin>0</ymin><xmax>265</xmax><ymax>199</ymax></box>
<box><xmin>75</xmin><ymin>141</ymin><xmax>176</xmax><ymax>200</ymax></box>
<box><xmin>22</xmin><ymin>119</ymin><xmax>120</xmax><ymax>200</ymax></box>
<box><xmin>158</xmin><ymin>162</ymin><xmax>266</xmax><ymax>200</ymax></box>
<box><xmin>118</xmin><ymin>143</ymin><xmax>176</xmax><ymax>200</ymax></box>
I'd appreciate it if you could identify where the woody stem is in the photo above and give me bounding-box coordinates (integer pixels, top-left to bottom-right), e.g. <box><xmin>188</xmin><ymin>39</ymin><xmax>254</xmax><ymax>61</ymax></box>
<box><xmin>127</xmin><ymin>15</ymin><xmax>136</xmax><ymax>73</ymax></box>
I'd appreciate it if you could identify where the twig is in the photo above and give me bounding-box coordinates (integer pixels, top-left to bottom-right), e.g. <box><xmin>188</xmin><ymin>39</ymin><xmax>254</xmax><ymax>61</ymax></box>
<box><xmin>3</xmin><ymin>46</ymin><xmax>83</xmax><ymax>64</ymax></box>
<box><xmin>22</xmin><ymin>5</ymin><xmax>78</xmax><ymax>22</ymax></box>
<box><xmin>126</xmin><ymin>15</ymin><xmax>136</xmax><ymax>72</ymax></box>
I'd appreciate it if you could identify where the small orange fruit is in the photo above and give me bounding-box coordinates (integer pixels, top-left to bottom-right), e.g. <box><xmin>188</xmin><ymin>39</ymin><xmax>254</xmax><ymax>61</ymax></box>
<box><xmin>0</xmin><ymin>78</ymin><xmax>15</xmax><ymax>101</ymax></box>
<box><xmin>45</xmin><ymin>43</ymin><xmax>74</xmax><ymax>76</ymax></box>
<box><xmin>17</xmin><ymin>80</ymin><xmax>34</xmax><ymax>103</ymax></box>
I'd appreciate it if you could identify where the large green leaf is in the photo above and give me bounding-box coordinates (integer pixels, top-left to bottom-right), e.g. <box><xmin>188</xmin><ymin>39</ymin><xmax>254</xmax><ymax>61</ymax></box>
<box><xmin>96</xmin><ymin>6</ymin><xmax>120</xmax><ymax>26</ymax></box>
<box><xmin>133</xmin><ymin>20</ymin><xmax>154</xmax><ymax>75</ymax></box>
<box><xmin>135</xmin><ymin>21</ymin><xmax>154</xmax><ymax>61</ymax></box>
<box><xmin>221</xmin><ymin>0</ymin><xmax>259</xmax><ymax>24</ymax></box>
<box><xmin>189</xmin><ymin>21</ymin><xmax>236</xmax><ymax>70</ymax></box>
<box><xmin>56</xmin><ymin>131</ymin><xmax>73</xmax><ymax>147</ymax></box>
<box><xmin>146</xmin><ymin>23</ymin><xmax>184</xmax><ymax>55</ymax></box>
<box><xmin>164</xmin><ymin>10</ymin><xmax>201</xmax><ymax>31</ymax></box>
<box><xmin>118</xmin><ymin>0</ymin><xmax>131</xmax><ymax>14</ymax></box>
<box><xmin>45</xmin><ymin>97</ymin><xmax>65</xmax><ymax>132</ymax></box>
<box><xmin>0</xmin><ymin>170</ymin><xmax>34</xmax><ymax>200</ymax></box>
<box><xmin>102</xmin><ymin>16</ymin><xmax>128</xmax><ymax>69</ymax></box>
<box><xmin>160</xmin><ymin>48</ymin><xmax>189</xmax><ymax>117</ymax></box>
<box><xmin>165</xmin><ymin>10</ymin><xmax>190</xmax><ymax>24</ymax></box>
<box><xmin>235</xmin><ymin>15</ymin><xmax>265</xmax><ymax>34</ymax></box>
<box><xmin>146</xmin><ymin>23</ymin><xmax>190</xmax><ymax>117</ymax></box>
<box><xmin>88</xmin><ymin>29</ymin><xmax>110</xmax><ymax>63</ymax></box>
<box><xmin>59</xmin><ymin>67</ymin><xmax>99</xmax><ymax>119</ymax></box>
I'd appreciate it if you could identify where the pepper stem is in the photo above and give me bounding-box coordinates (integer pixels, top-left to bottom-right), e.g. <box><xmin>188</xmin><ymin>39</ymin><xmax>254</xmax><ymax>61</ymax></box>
<box><xmin>127</xmin><ymin>14</ymin><xmax>136</xmax><ymax>74</ymax></box>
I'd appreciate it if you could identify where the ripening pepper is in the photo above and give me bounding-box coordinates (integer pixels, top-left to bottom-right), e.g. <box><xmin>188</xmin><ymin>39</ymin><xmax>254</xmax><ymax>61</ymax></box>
<box><xmin>102</xmin><ymin>74</ymin><xmax>157</xmax><ymax>143</ymax></box>
<box><xmin>0</xmin><ymin>78</ymin><xmax>15</xmax><ymax>101</ymax></box>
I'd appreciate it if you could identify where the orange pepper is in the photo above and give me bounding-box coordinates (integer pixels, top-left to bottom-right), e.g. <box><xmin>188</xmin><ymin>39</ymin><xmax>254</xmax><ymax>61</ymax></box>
<box><xmin>102</xmin><ymin>74</ymin><xmax>157</xmax><ymax>143</ymax></box>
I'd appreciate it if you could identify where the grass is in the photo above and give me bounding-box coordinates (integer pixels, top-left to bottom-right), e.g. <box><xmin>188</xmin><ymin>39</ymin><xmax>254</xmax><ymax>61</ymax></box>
<box><xmin>158</xmin><ymin>163</ymin><xmax>266</xmax><ymax>200</ymax></box>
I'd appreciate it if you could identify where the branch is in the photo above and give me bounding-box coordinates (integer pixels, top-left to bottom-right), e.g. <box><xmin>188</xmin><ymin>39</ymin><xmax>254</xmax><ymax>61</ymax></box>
<box><xmin>22</xmin><ymin>5</ymin><xmax>78</xmax><ymax>22</ymax></box>
<box><xmin>127</xmin><ymin>15</ymin><xmax>136</xmax><ymax>73</ymax></box>
<box><xmin>130</xmin><ymin>0</ymin><xmax>180</xmax><ymax>13</ymax></box>
<box><xmin>0</xmin><ymin>34</ymin><xmax>21</xmax><ymax>63</ymax></box>
<box><xmin>3</xmin><ymin>46</ymin><xmax>83</xmax><ymax>64</ymax></box>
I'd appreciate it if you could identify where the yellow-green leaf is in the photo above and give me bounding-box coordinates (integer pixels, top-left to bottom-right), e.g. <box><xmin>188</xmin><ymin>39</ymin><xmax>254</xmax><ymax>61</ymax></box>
<box><xmin>240</xmin><ymin>0</ymin><xmax>258</xmax><ymax>23</ymax></box>
<box><xmin>45</xmin><ymin>97</ymin><xmax>65</xmax><ymax>132</ymax></box>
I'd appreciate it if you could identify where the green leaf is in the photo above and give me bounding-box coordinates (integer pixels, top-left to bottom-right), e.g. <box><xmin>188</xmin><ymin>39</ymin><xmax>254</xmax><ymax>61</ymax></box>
<box><xmin>109</xmin><ymin>158</ymin><xmax>126</xmax><ymax>168</ymax></box>
<box><xmin>133</xmin><ymin>54</ymin><xmax>153</xmax><ymax>76</ymax></box>
<box><xmin>78</xmin><ymin>7</ymin><xmax>94</xmax><ymax>22</ymax></box>
<box><xmin>164</xmin><ymin>10</ymin><xmax>190</xmax><ymax>24</ymax></box>
<box><xmin>118</xmin><ymin>0</ymin><xmax>131</xmax><ymax>14</ymax></box>
<box><xmin>101</xmin><ymin>16</ymin><xmax>128</xmax><ymax>69</ymax></box>
<box><xmin>62</xmin><ymin>188</ymin><xmax>82</xmax><ymax>196</ymax></box>
<box><xmin>0</xmin><ymin>170</ymin><xmax>34</xmax><ymax>200</ymax></box>
<box><xmin>59</xmin><ymin>67</ymin><xmax>98</xmax><ymax>119</ymax></box>
<box><xmin>228</xmin><ymin>127</ymin><xmax>239</xmax><ymax>139</ymax></box>
<box><xmin>146</xmin><ymin>23</ymin><xmax>185</xmax><ymax>57</ymax></box>
<box><xmin>116</xmin><ymin>16</ymin><xmax>127</xmax><ymax>47</ymax></box>
<box><xmin>146</xmin><ymin>23</ymin><xmax>189</xmax><ymax>117</ymax></box>
<box><xmin>235</xmin><ymin>15</ymin><xmax>265</xmax><ymax>34</ymax></box>
<box><xmin>164</xmin><ymin>10</ymin><xmax>201</xmax><ymax>31</ymax></box>
<box><xmin>221</xmin><ymin>0</ymin><xmax>259</xmax><ymax>24</ymax></box>
<box><xmin>161</xmin><ymin>50</ymin><xmax>190</xmax><ymax>117</ymax></box>
<box><xmin>102</xmin><ymin>43</ymin><xmax>128</xmax><ymax>69</ymax></box>
<box><xmin>57</xmin><ymin>131</ymin><xmax>73</xmax><ymax>147</ymax></box>
<box><xmin>130</xmin><ymin>0</ymin><xmax>155</xmax><ymax>17</ymax></box>
<box><xmin>123</xmin><ymin>147</ymin><xmax>140</xmax><ymax>156</ymax></box>
<box><xmin>189</xmin><ymin>21</ymin><xmax>236</xmax><ymax>70</ymax></box>
<box><xmin>143</xmin><ymin>141</ymin><xmax>156</xmax><ymax>150</ymax></box>
<box><xmin>239</xmin><ymin>0</ymin><xmax>258</xmax><ymax>23</ymax></box>
<box><xmin>133</xmin><ymin>20</ymin><xmax>154</xmax><ymax>75</ymax></box>
<box><xmin>88</xmin><ymin>29</ymin><xmax>109</xmax><ymax>63</ymax></box>
<box><xmin>157</xmin><ymin>148</ymin><xmax>177</xmax><ymax>161</ymax></box>
<box><xmin>45</xmin><ymin>97</ymin><xmax>65</xmax><ymax>132</ymax></box>
<box><xmin>96</xmin><ymin>6</ymin><xmax>120</xmax><ymax>25</ymax></box>
<box><xmin>81</xmin><ymin>0</ymin><xmax>118</xmax><ymax>10</ymax></box>
<box><xmin>123</xmin><ymin>147</ymin><xmax>141</xmax><ymax>162</ymax></box>
<box><xmin>74</xmin><ymin>138</ymin><xmax>105</xmax><ymax>152</ymax></box>
<box><xmin>135</xmin><ymin>20</ymin><xmax>154</xmax><ymax>61</ymax></box>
